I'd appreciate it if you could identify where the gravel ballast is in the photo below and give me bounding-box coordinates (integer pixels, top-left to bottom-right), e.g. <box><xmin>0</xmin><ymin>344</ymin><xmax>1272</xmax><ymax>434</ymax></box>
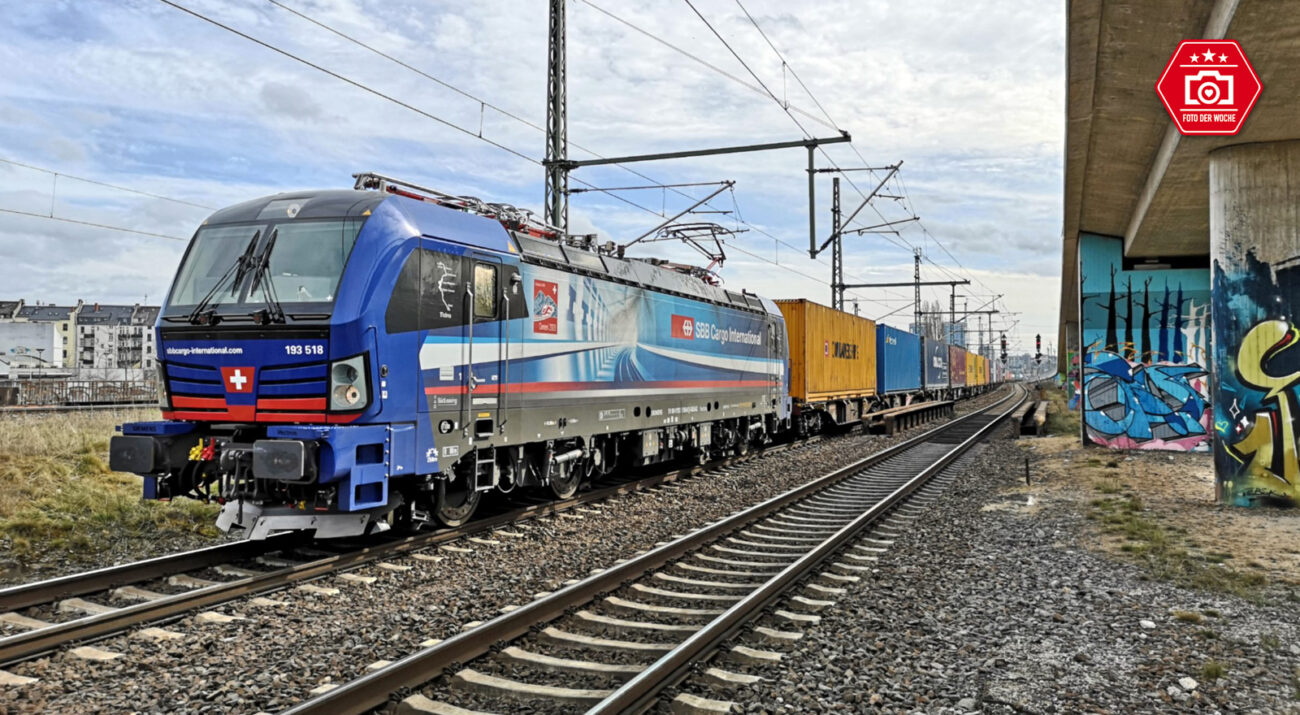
<box><xmin>1</xmin><ymin>391</ymin><xmax>1008</xmax><ymax>714</ymax></box>
<box><xmin>706</xmin><ymin>423</ymin><xmax>1300</xmax><ymax>713</ymax></box>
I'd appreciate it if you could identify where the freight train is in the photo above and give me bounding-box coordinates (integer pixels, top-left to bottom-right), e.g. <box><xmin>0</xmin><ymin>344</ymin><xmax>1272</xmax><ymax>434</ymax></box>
<box><xmin>109</xmin><ymin>174</ymin><xmax>1001</xmax><ymax>539</ymax></box>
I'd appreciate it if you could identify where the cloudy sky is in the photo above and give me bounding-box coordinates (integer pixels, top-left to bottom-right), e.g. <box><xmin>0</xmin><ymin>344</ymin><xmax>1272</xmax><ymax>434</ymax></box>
<box><xmin>0</xmin><ymin>0</ymin><xmax>1063</xmax><ymax>354</ymax></box>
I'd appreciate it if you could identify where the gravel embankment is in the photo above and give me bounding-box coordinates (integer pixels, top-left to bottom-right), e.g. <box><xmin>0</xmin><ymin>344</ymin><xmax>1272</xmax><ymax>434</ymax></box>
<box><xmin>703</xmin><ymin>423</ymin><xmax>1300</xmax><ymax>713</ymax></box>
<box><xmin>2</xmin><ymin>390</ymin><xmax>1008</xmax><ymax>715</ymax></box>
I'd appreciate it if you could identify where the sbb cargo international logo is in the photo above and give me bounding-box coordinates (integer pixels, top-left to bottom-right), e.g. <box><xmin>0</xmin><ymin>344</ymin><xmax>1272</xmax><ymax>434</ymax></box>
<box><xmin>671</xmin><ymin>314</ymin><xmax>695</xmax><ymax>340</ymax></box>
<box><xmin>1155</xmin><ymin>40</ymin><xmax>1261</xmax><ymax>136</ymax></box>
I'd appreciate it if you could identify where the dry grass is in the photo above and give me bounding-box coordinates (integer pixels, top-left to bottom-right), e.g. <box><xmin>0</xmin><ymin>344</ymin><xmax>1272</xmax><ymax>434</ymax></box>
<box><xmin>0</xmin><ymin>409</ymin><xmax>218</xmax><ymax>563</ymax></box>
<box><xmin>1041</xmin><ymin>382</ymin><xmax>1080</xmax><ymax>437</ymax></box>
<box><xmin>1201</xmin><ymin>660</ymin><xmax>1226</xmax><ymax>681</ymax></box>
<box><xmin>1089</xmin><ymin>492</ymin><xmax>1266</xmax><ymax>600</ymax></box>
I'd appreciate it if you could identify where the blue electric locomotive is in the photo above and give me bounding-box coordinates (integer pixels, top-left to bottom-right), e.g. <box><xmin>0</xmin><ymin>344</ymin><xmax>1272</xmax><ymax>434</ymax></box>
<box><xmin>111</xmin><ymin>174</ymin><xmax>790</xmax><ymax>538</ymax></box>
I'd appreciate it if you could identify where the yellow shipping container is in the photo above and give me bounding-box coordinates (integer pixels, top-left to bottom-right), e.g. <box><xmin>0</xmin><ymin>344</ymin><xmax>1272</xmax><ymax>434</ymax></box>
<box><xmin>966</xmin><ymin>352</ymin><xmax>979</xmax><ymax>387</ymax></box>
<box><xmin>775</xmin><ymin>299</ymin><xmax>877</xmax><ymax>402</ymax></box>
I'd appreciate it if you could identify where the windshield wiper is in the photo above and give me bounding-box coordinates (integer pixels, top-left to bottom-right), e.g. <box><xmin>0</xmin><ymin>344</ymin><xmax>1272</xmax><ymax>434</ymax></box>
<box><xmin>248</xmin><ymin>228</ymin><xmax>286</xmax><ymax>325</ymax></box>
<box><xmin>187</xmin><ymin>230</ymin><xmax>261</xmax><ymax>325</ymax></box>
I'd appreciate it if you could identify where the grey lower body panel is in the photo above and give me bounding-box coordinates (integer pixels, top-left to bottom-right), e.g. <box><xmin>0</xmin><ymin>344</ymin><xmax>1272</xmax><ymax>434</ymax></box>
<box><xmin>218</xmin><ymin>501</ymin><xmax>381</xmax><ymax>540</ymax></box>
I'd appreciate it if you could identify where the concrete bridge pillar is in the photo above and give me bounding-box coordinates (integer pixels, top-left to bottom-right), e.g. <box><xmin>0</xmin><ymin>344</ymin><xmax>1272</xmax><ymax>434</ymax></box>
<box><xmin>1210</xmin><ymin>139</ymin><xmax>1300</xmax><ymax>505</ymax></box>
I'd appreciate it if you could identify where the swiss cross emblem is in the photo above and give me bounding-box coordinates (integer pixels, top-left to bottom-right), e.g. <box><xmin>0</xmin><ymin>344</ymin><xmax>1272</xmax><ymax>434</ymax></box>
<box><xmin>1155</xmin><ymin>40</ymin><xmax>1261</xmax><ymax>136</ymax></box>
<box><xmin>670</xmin><ymin>315</ymin><xmax>695</xmax><ymax>340</ymax></box>
<box><xmin>220</xmin><ymin>366</ymin><xmax>255</xmax><ymax>393</ymax></box>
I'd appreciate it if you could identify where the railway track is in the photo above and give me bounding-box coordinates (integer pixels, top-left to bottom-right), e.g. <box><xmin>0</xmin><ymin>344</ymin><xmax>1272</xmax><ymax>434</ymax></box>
<box><xmin>279</xmin><ymin>384</ymin><xmax>1026</xmax><ymax>715</ymax></box>
<box><xmin>0</xmin><ymin>422</ymin><xmax>851</xmax><ymax>667</ymax></box>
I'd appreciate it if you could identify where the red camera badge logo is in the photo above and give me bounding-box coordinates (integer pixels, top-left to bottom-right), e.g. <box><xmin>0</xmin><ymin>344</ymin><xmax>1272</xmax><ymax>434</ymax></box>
<box><xmin>1155</xmin><ymin>39</ymin><xmax>1261</xmax><ymax>136</ymax></box>
<box><xmin>671</xmin><ymin>315</ymin><xmax>695</xmax><ymax>340</ymax></box>
<box><xmin>220</xmin><ymin>366</ymin><xmax>255</xmax><ymax>393</ymax></box>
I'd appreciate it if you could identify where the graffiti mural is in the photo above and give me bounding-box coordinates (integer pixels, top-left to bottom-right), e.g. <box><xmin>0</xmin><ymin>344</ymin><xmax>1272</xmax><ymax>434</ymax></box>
<box><xmin>1213</xmin><ymin>249</ymin><xmax>1300</xmax><ymax>505</ymax></box>
<box><xmin>1065</xmin><ymin>349</ymin><xmax>1081</xmax><ymax>411</ymax></box>
<box><xmin>1078</xmin><ymin>234</ymin><xmax>1211</xmax><ymax>451</ymax></box>
<box><xmin>1082</xmin><ymin>351</ymin><xmax>1208</xmax><ymax>449</ymax></box>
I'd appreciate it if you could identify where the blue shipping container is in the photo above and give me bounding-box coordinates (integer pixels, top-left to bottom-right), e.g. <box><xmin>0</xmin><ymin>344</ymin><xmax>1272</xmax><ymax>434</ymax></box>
<box><xmin>876</xmin><ymin>324</ymin><xmax>922</xmax><ymax>394</ymax></box>
<box><xmin>924</xmin><ymin>338</ymin><xmax>949</xmax><ymax>389</ymax></box>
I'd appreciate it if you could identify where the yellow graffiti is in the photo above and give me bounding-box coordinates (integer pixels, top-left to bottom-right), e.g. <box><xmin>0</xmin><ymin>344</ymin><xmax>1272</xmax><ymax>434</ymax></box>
<box><xmin>1237</xmin><ymin>321</ymin><xmax>1300</xmax><ymax>399</ymax></box>
<box><xmin>1228</xmin><ymin>320</ymin><xmax>1300</xmax><ymax>490</ymax></box>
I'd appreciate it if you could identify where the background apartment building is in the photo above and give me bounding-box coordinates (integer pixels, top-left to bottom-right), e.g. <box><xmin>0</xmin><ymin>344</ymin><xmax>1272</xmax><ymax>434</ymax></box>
<box><xmin>0</xmin><ymin>299</ymin><xmax>158</xmax><ymax>379</ymax></box>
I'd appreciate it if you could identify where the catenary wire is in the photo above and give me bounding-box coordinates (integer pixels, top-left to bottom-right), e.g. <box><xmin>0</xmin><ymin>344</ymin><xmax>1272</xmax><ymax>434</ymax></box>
<box><xmin>577</xmin><ymin>0</ymin><xmax>836</xmax><ymax>132</ymax></box>
<box><xmin>680</xmin><ymin>0</ymin><xmax>918</xmax><ymax>253</ymax></box>
<box><xmin>0</xmin><ymin>207</ymin><xmax>189</xmax><ymax>241</ymax></box>
<box><xmin>726</xmin><ymin>2</ymin><xmax>998</xmax><ymax>310</ymax></box>
<box><xmin>187</xmin><ymin>0</ymin><xmax>910</xmax><ymax>307</ymax></box>
<box><xmin>0</xmin><ymin>157</ymin><xmax>216</xmax><ymax>211</ymax></box>
<box><xmin>139</xmin><ymin>0</ymin><xmax>918</xmax><ymax>312</ymax></box>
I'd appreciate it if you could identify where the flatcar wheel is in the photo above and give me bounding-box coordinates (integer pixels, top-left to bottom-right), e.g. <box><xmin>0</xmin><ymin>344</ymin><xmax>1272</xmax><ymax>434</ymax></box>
<box><xmin>434</xmin><ymin>475</ymin><xmax>481</xmax><ymax>527</ymax></box>
<box><xmin>550</xmin><ymin>463</ymin><xmax>580</xmax><ymax>500</ymax></box>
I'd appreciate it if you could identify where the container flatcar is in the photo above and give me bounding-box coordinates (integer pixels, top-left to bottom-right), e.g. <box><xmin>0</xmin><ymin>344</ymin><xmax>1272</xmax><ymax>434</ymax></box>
<box><xmin>775</xmin><ymin>299</ymin><xmax>877</xmax><ymax>434</ymax></box>
<box><xmin>876</xmin><ymin>324</ymin><xmax>921</xmax><ymax>402</ymax></box>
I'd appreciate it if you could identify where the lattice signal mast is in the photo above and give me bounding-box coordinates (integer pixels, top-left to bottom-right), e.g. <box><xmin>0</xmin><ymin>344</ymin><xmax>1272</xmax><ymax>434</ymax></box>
<box><xmin>544</xmin><ymin>0</ymin><xmax>567</xmax><ymax>232</ymax></box>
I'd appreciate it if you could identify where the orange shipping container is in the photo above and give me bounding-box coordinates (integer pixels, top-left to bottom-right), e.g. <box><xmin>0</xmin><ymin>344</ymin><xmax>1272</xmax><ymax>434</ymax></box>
<box><xmin>775</xmin><ymin>299</ymin><xmax>877</xmax><ymax>402</ymax></box>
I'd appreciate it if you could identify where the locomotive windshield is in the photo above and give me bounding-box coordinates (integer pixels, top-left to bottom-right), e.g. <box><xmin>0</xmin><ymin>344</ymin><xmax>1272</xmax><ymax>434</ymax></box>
<box><xmin>164</xmin><ymin>218</ymin><xmax>362</xmax><ymax>320</ymax></box>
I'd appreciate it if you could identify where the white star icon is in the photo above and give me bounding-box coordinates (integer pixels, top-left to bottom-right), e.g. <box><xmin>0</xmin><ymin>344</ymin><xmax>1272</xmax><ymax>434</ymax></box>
<box><xmin>1203</xmin><ymin>49</ymin><xmax>1216</xmax><ymax>62</ymax></box>
<box><xmin>1219</xmin><ymin>54</ymin><xmax>1228</xmax><ymax>62</ymax></box>
<box><xmin>1189</xmin><ymin>54</ymin><xmax>1199</xmax><ymax>63</ymax></box>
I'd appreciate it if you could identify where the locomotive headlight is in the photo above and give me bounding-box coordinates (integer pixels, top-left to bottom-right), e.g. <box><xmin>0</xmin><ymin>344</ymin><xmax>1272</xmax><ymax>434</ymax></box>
<box><xmin>155</xmin><ymin>366</ymin><xmax>169</xmax><ymax>408</ymax></box>
<box><xmin>329</xmin><ymin>355</ymin><xmax>369</xmax><ymax>411</ymax></box>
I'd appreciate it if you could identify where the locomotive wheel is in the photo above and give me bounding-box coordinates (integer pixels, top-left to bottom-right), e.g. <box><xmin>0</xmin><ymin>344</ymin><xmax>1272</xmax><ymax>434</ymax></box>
<box><xmin>434</xmin><ymin>475</ymin><xmax>481</xmax><ymax>527</ymax></box>
<box><xmin>550</xmin><ymin>463</ymin><xmax>580</xmax><ymax>500</ymax></box>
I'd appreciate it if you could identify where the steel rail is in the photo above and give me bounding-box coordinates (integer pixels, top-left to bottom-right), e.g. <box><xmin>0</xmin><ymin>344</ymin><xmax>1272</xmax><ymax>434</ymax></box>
<box><xmin>0</xmin><ymin>533</ymin><xmax>302</xmax><ymax>612</ymax></box>
<box><xmin>278</xmin><ymin>386</ymin><xmax>1018</xmax><ymax>715</ymax></box>
<box><xmin>0</xmin><ymin>394</ymin><xmax>960</xmax><ymax>616</ymax></box>
<box><xmin>0</xmin><ymin>432</ymin><xmax>820</xmax><ymax>666</ymax></box>
<box><xmin>590</xmin><ymin>385</ymin><xmax>1026</xmax><ymax>713</ymax></box>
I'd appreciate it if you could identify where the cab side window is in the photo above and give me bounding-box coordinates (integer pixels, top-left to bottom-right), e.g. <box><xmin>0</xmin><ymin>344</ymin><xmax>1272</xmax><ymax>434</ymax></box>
<box><xmin>473</xmin><ymin>263</ymin><xmax>497</xmax><ymax>319</ymax></box>
<box><xmin>385</xmin><ymin>247</ymin><xmax>467</xmax><ymax>333</ymax></box>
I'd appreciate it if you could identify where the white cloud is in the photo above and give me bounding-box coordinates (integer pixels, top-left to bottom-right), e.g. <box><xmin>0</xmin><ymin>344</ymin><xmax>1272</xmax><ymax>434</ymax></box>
<box><xmin>0</xmin><ymin>0</ymin><xmax>1063</xmax><ymax>353</ymax></box>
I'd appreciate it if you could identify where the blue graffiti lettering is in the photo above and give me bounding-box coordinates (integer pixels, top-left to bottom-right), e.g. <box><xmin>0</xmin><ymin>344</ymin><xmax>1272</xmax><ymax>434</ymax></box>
<box><xmin>1082</xmin><ymin>351</ymin><xmax>1208</xmax><ymax>444</ymax></box>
